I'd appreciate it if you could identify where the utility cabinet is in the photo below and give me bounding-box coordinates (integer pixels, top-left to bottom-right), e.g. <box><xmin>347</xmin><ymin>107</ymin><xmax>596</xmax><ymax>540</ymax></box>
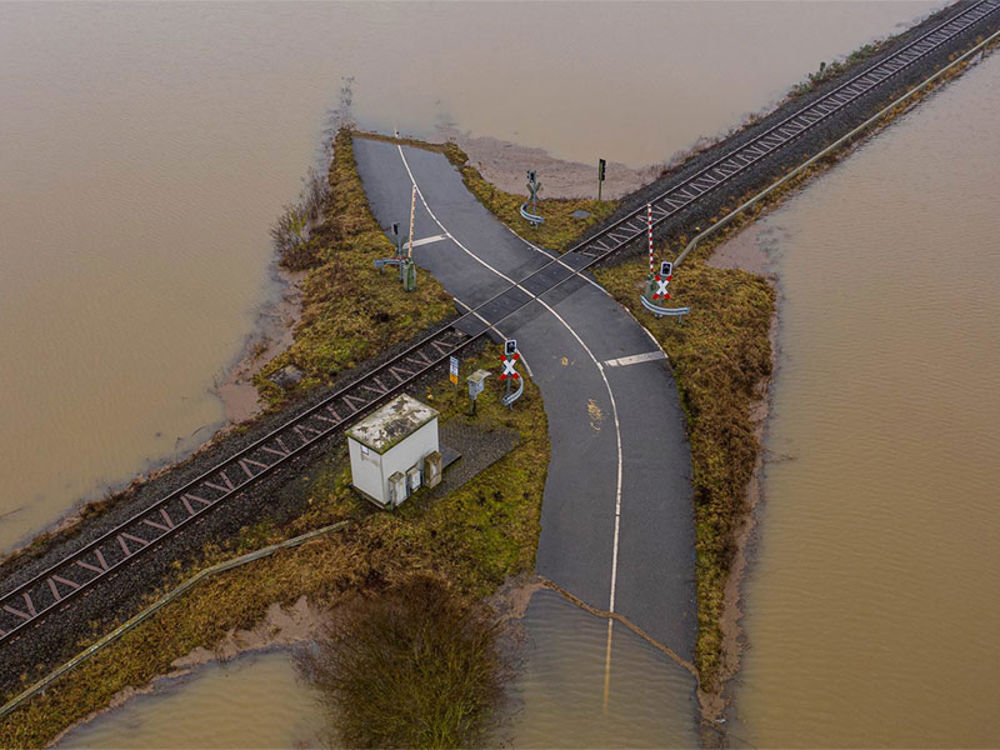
<box><xmin>346</xmin><ymin>394</ymin><xmax>439</xmax><ymax>508</ymax></box>
<box><xmin>424</xmin><ymin>451</ymin><xmax>442</xmax><ymax>489</ymax></box>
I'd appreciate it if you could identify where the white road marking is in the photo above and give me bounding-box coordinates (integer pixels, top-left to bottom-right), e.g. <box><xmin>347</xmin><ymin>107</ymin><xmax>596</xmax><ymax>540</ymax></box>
<box><xmin>395</xmin><ymin>144</ymin><xmax>625</xmax><ymax>617</ymax></box>
<box><xmin>410</xmin><ymin>234</ymin><xmax>448</xmax><ymax>248</ymax></box>
<box><xmin>604</xmin><ymin>351</ymin><xmax>667</xmax><ymax>368</ymax></box>
<box><xmin>452</xmin><ymin>297</ymin><xmax>534</xmax><ymax>378</ymax></box>
<box><xmin>492</xmin><ymin>196</ymin><xmax>671</xmax><ymax>366</ymax></box>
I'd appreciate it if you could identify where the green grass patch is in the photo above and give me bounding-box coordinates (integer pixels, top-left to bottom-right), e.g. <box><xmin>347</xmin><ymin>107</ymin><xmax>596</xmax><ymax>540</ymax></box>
<box><xmin>256</xmin><ymin>129</ymin><xmax>454</xmax><ymax>406</ymax></box>
<box><xmin>0</xmin><ymin>344</ymin><xmax>548</xmax><ymax>748</ymax></box>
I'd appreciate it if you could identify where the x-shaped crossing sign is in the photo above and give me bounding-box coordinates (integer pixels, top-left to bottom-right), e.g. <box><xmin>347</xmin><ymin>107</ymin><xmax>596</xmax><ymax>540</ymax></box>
<box><xmin>499</xmin><ymin>353</ymin><xmax>521</xmax><ymax>381</ymax></box>
<box><xmin>652</xmin><ymin>273</ymin><xmax>672</xmax><ymax>301</ymax></box>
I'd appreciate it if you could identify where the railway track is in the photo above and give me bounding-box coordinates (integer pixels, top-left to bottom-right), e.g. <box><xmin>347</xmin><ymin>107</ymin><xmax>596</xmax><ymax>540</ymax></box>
<box><xmin>2</xmin><ymin>0</ymin><xmax>997</xmax><ymax>651</ymax></box>
<box><xmin>569</xmin><ymin>0</ymin><xmax>1000</xmax><ymax>260</ymax></box>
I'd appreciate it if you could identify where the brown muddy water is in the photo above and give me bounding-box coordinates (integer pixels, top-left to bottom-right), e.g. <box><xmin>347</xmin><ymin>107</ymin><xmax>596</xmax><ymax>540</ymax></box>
<box><xmin>0</xmin><ymin>2</ymin><xmax>954</xmax><ymax>746</ymax></box>
<box><xmin>55</xmin><ymin>650</ymin><xmax>326</xmax><ymax>749</ymax></box>
<box><xmin>0</xmin><ymin>1</ymin><xmax>939</xmax><ymax>552</ymax></box>
<box><xmin>729</xmin><ymin>51</ymin><xmax>1000</xmax><ymax>748</ymax></box>
<box><xmin>57</xmin><ymin>590</ymin><xmax>699</xmax><ymax>748</ymax></box>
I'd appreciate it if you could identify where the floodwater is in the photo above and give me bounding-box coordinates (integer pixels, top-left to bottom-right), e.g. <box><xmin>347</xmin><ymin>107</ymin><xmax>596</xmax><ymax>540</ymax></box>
<box><xmin>56</xmin><ymin>650</ymin><xmax>326</xmax><ymax>749</ymax></box>
<box><xmin>731</xmin><ymin>52</ymin><xmax>1000</xmax><ymax>747</ymax></box>
<box><xmin>0</xmin><ymin>2</ymin><xmax>956</xmax><ymax>746</ymax></box>
<box><xmin>0</xmin><ymin>1</ymin><xmax>940</xmax><ymax>551</ymax></box>
<box><xmin>57</xmin><ymin>590</ymin><xmax>699</xmax><ymax>748</ymax></box>
<box><xmin>502</xmin><ymin>591</ymin><xmax>698</xmax><ymax>747</ymax></box>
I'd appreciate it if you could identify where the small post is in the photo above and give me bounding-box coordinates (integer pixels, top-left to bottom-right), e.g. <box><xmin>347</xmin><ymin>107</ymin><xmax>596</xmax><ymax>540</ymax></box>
<box><xmin>526</xmin><ymin>171</ymin><xmax>541</xmax><ymax>215</ymax></box>
<box><xmin>598</xmin><ymin>158</ymin><xmax>606</xmax><ymax>201</ymax></box>
<box><xmin>467</xmin><ymin>369</ymin><xmax>490</xmax><ymax>416</ymax></box>
<box><xmin>499</xmin><ymin>339</ymin><xmax>522</xmax><ymax>409</ymax></box>
<box><xmin>407</xmin><ymin>184</ymin><xmax>416</xmax><ymax>259</ymax></box>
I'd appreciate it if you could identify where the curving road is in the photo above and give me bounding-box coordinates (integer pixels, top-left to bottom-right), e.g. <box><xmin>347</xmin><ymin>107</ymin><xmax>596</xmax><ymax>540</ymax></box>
<box><xmin>354</xmin><ymin>137</ymin><xmax>696</xmax><ymax>661</ymax></box>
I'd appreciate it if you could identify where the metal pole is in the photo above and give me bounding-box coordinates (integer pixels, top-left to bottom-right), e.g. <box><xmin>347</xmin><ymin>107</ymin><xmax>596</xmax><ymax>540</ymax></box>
<box><xmin>647</xmin><ymin>203</ymin><xmax>654</xmax><ymax>277</ymax></box>
<box><xmin>407</xmin><ymin>184</ymin><xmax>416</xmax><ymax>259</ymax></box>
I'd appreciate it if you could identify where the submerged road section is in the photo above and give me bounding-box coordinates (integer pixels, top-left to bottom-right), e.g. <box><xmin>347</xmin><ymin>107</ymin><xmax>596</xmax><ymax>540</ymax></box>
<box><xmin>354</xmin><ymin>137</ymin><xmax>696</xmax><ymax>661</ymax></box>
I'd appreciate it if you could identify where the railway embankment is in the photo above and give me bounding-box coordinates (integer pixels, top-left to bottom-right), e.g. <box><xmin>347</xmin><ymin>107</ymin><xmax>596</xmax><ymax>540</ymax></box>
<box><xmin>588</xmin><ymin>0</ymin><xmax>1000</xmax><ymax>268</ymax></box>
<box><xmin>0</xmin><ymin>132</ymin><xmax>551</xmax><ymax>745</ymax></box>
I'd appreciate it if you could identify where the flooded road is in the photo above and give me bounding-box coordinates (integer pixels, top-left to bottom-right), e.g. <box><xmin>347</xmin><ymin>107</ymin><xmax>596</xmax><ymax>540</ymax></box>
<box><xmin>502</xmin><ymin>591</ymin><xmax>697</xmax><ymax>747</ymax></box>
<box><xmin>731</xmin><ymin>51</ymin><xmax>1000</xmax><ymax>748</ymax></box>
<box><xmin>57</xmin><ymin>590</ymin><xmax>698</xmax><ymax>748</ymax></box>
<box><xmin>0</xmin><ymin>0</ymin><xmax>940</xmax><ymax>551</ymax></box>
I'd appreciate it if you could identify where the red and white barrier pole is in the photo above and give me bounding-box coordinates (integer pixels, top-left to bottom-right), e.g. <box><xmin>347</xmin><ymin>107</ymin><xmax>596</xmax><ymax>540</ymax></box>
<box><xmin>647</xmin><ymin>203</ymin><xmax>654</xmax><ymax>275</ymax></box>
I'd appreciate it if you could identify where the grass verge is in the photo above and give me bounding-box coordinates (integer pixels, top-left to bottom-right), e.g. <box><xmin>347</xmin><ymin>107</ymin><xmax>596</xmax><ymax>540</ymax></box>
<box><xmin>354</xmin><ymin>130</ymin><xmax>618</xmax><ymax>252</ymax></box>
<box><xmin>0</xmin><ymin>344</ymin><xmax>548</xmax><ymax>748</ymax></box>
<box><xmin>256</xmin><ymin>129</ymin><xmax>454</xmax><ymax>406</ymax></box>
<box><xmin>595</xmin><ymin>259</ymin><xmax>773</xmax><ymax>692</ymax></box>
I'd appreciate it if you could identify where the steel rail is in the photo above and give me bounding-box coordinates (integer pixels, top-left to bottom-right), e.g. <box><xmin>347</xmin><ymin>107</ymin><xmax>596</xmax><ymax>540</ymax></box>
<box><xmin>565</xmin><ymin>0</ymin><xmax>1000</xmax><ymax>259</ymax></box>
<box><xmin>0</xmin><ymin>327</ymin><xmax>470</xmax><ymax>645</ymax></box>
<box><xmin>2</xmin><ymin>0</ymin><xmax>997</xmax><ymax>649</ymax></box>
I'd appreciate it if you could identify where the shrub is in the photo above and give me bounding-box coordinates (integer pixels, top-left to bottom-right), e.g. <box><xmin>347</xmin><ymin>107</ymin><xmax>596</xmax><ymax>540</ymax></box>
<box><xmin>297</xmin><ymin>575</ymin><xmax>508</xmax><ymax>748</ymax></box>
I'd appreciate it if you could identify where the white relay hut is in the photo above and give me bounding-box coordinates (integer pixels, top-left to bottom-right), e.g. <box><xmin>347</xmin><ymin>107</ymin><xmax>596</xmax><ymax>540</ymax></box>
<box><xmin>346</xmin><ymin>394</ymin><xmax>441</xmax><ymax>508</ymax></box>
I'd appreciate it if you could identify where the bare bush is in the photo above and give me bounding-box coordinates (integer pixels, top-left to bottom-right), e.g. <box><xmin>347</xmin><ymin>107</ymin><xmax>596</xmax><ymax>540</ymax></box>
<box><xmin>297</xmin><ymin>575</ymin><xmax>509</xmax><ymax>749</ymax></box>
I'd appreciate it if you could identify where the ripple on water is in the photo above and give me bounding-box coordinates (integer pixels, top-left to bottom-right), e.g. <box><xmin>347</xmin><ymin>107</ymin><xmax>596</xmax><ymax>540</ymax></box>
<box><xmin>500</xmin><ymin>589</ymin><xmax>698</xmax><ymax>748</ymax></box>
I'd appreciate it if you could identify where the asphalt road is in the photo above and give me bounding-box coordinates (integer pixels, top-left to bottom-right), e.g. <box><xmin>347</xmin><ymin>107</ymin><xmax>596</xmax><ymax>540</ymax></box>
<box><xmin>353</xmin><ymin>137</ymin><xmax>695</xmax><ymax>660</ymax></box>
